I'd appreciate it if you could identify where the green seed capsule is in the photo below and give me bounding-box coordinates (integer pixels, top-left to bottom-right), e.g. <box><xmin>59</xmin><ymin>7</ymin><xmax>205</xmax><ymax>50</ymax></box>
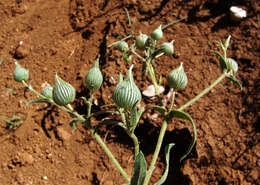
<box><xmin>53</xmin><ymin>74</ymin><xmax>76</xmax><ymax>106</ymax></box>
<box><xmin>85</xmin><ymin>58</ymin><xmax>103</xmax><ymax>91</ymax></box>
<box><xmin>151</xmin><ymin>25</ymin><xmax>163</xmax><ymax>40</ymax></box>
<box><xmin>13</xmin><ymin>62</ymin><xmax>29</xmax><ymax>82</ymax></box>
<box><xmin>42</xmin><ymin>84</ymin><xmax>53</xmax><ymax>99</ymax></box>
<box><xmin>226</xmin><ymin>58</ymin><xmax>238</xmax><ymax>76</ymax></box>
<box><xmin>118</xmin><ymin>41</ymin><xmax>129</xmax><ymax>52</ymax></box>
<box><xmin>112</xmin><ymin>65</ymin><xmax>141</xmax><ymax>109</ymax></box>
<box><xmin>135</xmin><ymin>33</ymin><xmax>148</xmax><ymax>50</ymax></box>
<box><xmin>161</xmin><ymin>40</ymin><xmax>174</xmax><ymax>56</ymax></box>
<box><xmin>167</xmin><ymin>63</ymin><xmax>188</xmax><ymax>90</ymax></box>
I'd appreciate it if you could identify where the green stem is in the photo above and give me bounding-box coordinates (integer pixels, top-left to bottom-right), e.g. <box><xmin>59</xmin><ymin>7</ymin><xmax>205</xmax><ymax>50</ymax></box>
<box><xmin>143</xmin><ymin>120</ymin><xmax>168</xmax><ymax>185</ymax></box>
<box><xmin>93</xmin><ymin>132</ymin><xmax>131</xmax><ymax>183</ymax></box>
<box><xmin>127</xmin><ymin>131</ymin><xmax>139</xmax><ymax>157</ymax></box>
<box><xmin>119</xmin><ymin>109</ymin><xmax>139</xmax><ymax>157</ymax></box>
<box><xmin>169</xmin><ymin>90</ymin><xmax>176</xmax><ymax>111</ymax></box>
<box><xmin>108</xmin><ymin>34</ymin><xmax>134</xmax><ymax>48</ymax></box>
<box><xmin>87</xmin><ymin>93</ymin><xmax>94</xmax><ymax>117</ymax></box>
<box><xmin>178</xmin><ymin>73</ymin><xmax>226</xmax><ymax>111</ymax></box>
<box><xmin>162</xmin><ymin>17</ymin><xmax>187</xmax><ymax>30</ymax></box>
<box><xmin>147</xmin><ymin>61</ymin><xmax>159</xmax><ymax>96</ymax></box>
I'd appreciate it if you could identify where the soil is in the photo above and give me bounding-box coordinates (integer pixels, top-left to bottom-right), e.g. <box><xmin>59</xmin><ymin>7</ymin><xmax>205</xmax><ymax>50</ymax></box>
<box><xmin>0</xmin><ymin>0</ymin><xmax>259</xmax><ymax>185</ymax></box>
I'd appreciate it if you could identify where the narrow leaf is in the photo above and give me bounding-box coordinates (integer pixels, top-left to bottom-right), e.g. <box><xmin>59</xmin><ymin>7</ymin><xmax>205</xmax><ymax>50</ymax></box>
<box><xmin>224</xmin><ymin>35</ymin><xmax>231</xmax><ymax>49</ymax></box>
<box><xmin>130</xmin><ymin>106</ymin><xmax>138</xmax><ymax>128</ymax></box>
<box><xmin>213</xmin><ymin>50</ymin><xmax>227</xmax><ymax>72</ymax></box>
<box><xmin>131</xmin><ymin>151</ymin><xmax>147</xmax><ymax>185</ymax></box>
<box><xmin>149</xmin><ymin>105</ymin><xmax>166</xmax><ymax>115</ymax></box>
<box><xmin>166</xmin><ymin>110</ymin><xmax>196</xmax><ymax>161</ymax></box>
<box><xmin>154</xmin><ymin>143</ymin><xmax>175</xmax><ymax>185</ymax></box>
<box><xmin>69</xmin><ymin>119</ymin><xmax>78</xmax><ymax>130</ymax></box>
<box><xmin>226</xmin><ymin>75</ymin><xmax>243</xmax><ymax>91</ymax></box>
<box><xmin>94</xmin><ymin>119</ymin><xmax>123</xmax><ymax>134</ymax></box>
<box><xmin>26</xmin><ymin>98</ymin><xmax>50</xmax><ymax>106</ymax></box>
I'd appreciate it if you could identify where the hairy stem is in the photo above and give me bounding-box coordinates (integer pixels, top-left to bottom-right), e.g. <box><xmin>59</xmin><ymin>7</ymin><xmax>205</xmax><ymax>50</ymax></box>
<box><xmin>143</xmin><ymin>120</ymin><xmax>168</xmax><ymax>185</ymax></box>
<box><xmin>127</xmin><ymin>131</ymin><xmax>139</xmax><ymax>157</ymax></box>
<box><xmin>93</xmin><ymin>132</ymin><xmax>131</xmax><ymax>183</ymax></box>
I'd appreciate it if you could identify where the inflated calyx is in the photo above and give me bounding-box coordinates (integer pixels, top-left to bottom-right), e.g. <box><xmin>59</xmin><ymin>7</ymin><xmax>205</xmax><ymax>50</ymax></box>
<box><xmin>13</xmin><ymin>62</ymin><xmax>29</xmax><ymax>82</ymax></box>
<box><xmin>53</xmin><ymin>74</ymin><xmax>76</xmax><ymax>106</ymax></box>
<box><xmin>161</xmin><ymin>40</ymin><xmax>174</xmax><ymax>56</ymax></box>
<box><xmin>85</xmin><ymin>58</ymin><xmax>103</xmax><ymax>91</ymax></box>
<box><xmin>112</xmin><ymin>65</ymin><xmax>141</xmax><ymax>109</ymax></box>
<box><xmin>151</xmin><ymin>25</ymin><xmax>163</xmax><ymax>40</ymax></box>
<box><xmin>167</xmin><ymin>63</ymin><xmax>188</xmax><ymax>90</ymax></box>
<box><xmin>42</xmin><ymin>84</ymin><xmax>53</xmax><ymax>99</ymax></box>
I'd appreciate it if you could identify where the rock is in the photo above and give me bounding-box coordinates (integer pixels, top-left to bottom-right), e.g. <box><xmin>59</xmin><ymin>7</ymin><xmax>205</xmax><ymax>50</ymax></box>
<box><xmin>14</xmin><ymin>43</ymin><xmax>30</xmax><ymax>59</ymax></box>
<box><xmin>142</xmin><ymin>85</ymin><xmax>164</xmax><ymax>97</ymax></box>
<box><xmin>56</xmin><ymin>127</ymin><xmax>72</xmax><ymax>142</ymax></box>
<box><xmin>20</xmin><ymin>152</ymin><xmax>34</xmax><ymax>165</ymax></box>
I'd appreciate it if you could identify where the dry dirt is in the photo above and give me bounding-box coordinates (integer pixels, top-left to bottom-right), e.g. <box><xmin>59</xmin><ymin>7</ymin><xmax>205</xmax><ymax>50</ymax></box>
<box><xmin>0</xmin><ymin>0</ymin><xmax>259</xmax><ymax>185</ymax></box>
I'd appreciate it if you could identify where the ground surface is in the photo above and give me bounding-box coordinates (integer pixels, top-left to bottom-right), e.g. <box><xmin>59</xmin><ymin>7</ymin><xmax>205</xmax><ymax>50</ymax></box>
<box><xmin>0</xmin><ymin>0</ymin><xmax>259</xmax><ymax>185</ymax></box>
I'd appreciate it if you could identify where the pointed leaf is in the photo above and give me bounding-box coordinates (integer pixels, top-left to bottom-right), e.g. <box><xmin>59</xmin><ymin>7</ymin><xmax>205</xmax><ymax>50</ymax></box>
<box><xmin>94</xmin><ymin>119</ymin><xmax>123</xmax><ymax>134</ymax></box>
<box><xmin>130</xmin><ymin>106</ymin><xmax>138</xmax><ymax>128</ymax></box>
<box><xmin>154</xmin><ymin>143</ymin><xmax>175</xmax><ymax>185</ymax></box>
<box><xmin>69</xmin><ymin>119</ymin><xmax>78</xmax><ymax>131</ymax></box>
<box><xmin>131</xmin><ymin>151</ymin><xmax>147</xmax><ymax>185</ymax></box>
<box><xmin>213</xmin><ymin>50</ymin><xmax>227</xmax><ymax>72</ymax></box>
<box><xmin>218</xmin><ymin>41</ymin><xmax>226</xmax><ymax>53</ymax></box>
<box><xmin>166</xmin><ymin>110</ymin><xmax>196</xmax><ymax>161</ymax></box>
<box><xmin>136</xmin><ymin>107</ymin><xmax>144</xmax><ymax>124</ymax></box>
<box><xmin>149</xmin><ymin>105</ymin><xmax>166</xmax><ymax>115</ymax></box>
<box><xmin>224</xmin><ymin>35</ymin><xmax>231</xmax><ymax>49</ymax></box>
<box><xmin>130</xmin><ymin>105</ymin><xmax>144</xmax><ymax>131</ymax></box>
<box><xmin>26</xmin><ymin>98</ymin><xmax>50</xmax><ymax>106</ymax></box>
<box><xmin>226</xmin><ymin>75</ymin><xmax>243</xmax><ymax>91</ymax></box>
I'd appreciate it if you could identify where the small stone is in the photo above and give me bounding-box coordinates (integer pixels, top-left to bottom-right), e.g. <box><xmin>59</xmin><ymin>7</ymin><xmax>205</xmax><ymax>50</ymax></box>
<box><xmin>20</xmin><ymin>152</ymin><xmax>34</xmax><ymax>165</ymax></box>
<box><xmin>56</xmin><ymin>127</ymin><xmax>71</xmax><ymax>142</ymax></box>
<box><xmin>15</xmin><ymin>44</ymin><xmax>30</xmax><ymax>59</ymax></box>
<box><xmin>142</xmin><ymin>85</ymin><xmax>164</xmax><ymax>97</ymax></box>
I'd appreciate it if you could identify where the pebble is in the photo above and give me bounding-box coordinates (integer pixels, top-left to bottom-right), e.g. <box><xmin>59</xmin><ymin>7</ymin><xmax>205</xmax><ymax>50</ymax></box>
<box><xmin>56</xmin><ymin>127</ymin><xmax>72</xmax><ymax>142</ymax></box>
<box><xmin>15</xmin><ymin>44</ymin><xmax>30</xmax><ymax>59</ymax></box>
<box><xmin>142</xmin><ymin>85</ymin><xmax>164</xmax><ymax>97</ymax></box>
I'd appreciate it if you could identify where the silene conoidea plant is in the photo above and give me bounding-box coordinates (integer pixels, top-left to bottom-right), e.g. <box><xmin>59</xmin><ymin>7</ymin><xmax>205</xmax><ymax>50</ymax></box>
<box><xmin>12</xmin><ymin>16</ymin><xmax>242</xmax><ymax>185</ymax></box>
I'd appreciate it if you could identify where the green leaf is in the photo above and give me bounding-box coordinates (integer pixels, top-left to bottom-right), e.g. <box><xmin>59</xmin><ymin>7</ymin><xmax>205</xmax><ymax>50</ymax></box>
<box><xmin>224</xmin><ymin>35</ymin><xmax>231</xmax><ymax>49</ymax></box>
<box><xmin>226</xmin><ymin>75</ymin><xmax>243</xmax><ymax>91</ymax></box>
<box><xmin>69</xmin><ymin>119</ymin><xmax>78</xmax><ymax>130</ymax></box>
<box><xmin>131</xmin><ymin>151</ymin><xmax>147</xmax><ymax>185</ymax></box>
<box><xmin>218</xmin><ymin>41</ymin><xmax>226</xmax><ymax>53</ymax></box>
<box><xmin>154</xmin><ymin>143</ymin><xmax>175</xmax><ymax>185</ymax></box>
<box><xmin>26</xmin><ymin>98</ymin><xmax>51</xmax><ymax>106</ymax></box>
<box><xmin>94</xmin><ymin>119</ymin><xmax>123</xmax><ymax>134</ymax></box>
<box><xmin>166</xmin><ymin>110</ymin><xmax>196</xmax><ymax>161</ymax></box>
<box><xmin>130</xmin><ymin>105</ymin><xmax>144</xmax><ymax>131</ymax></box>
<box><xmin>213</xmin><ymin>50</ymin><xmax>227</xmax><ymax>72</ymax></box>
<box><xmin>149</xmin><ymin>105</ymin><xmax>166</xmax><ymax>115</ymax></box>
<box><xmin>130</xmin><ymin>106</ymin><xmax>138</xmax><ymax>128</ymax></box>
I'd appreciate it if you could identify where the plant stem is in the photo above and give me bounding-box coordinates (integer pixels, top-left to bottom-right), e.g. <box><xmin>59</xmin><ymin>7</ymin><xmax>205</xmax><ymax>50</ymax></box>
<box><xmin>108</xmin><ymin>34</ymin><xmax>134</xmax><ymax>48</ymax></box>
<box><xmin>169</xmin><ymin>90</ymin><xmax>176</xmax><ymax>110</ymax></box>
<box><xmin>127</xmin><ymin>131</ymin><xmax>139</xmax><ymax>157</ymax></box>
<box><xmin>162</xmin><ymin>17</ymin><xmax>187</xmax><ymax>30</ymax></box>
<box><xmin>143</xmin><ymin>120</ymin><xmax>168</xmax><ymax>185</ymax></box>
<box><xmin>93</xmin><ymin>132</ymin><xmax>131</xmax><ymax>183</ymax></box>
<box><xmin>87</xmin><ymin>93</ymin><xmax>94</xmax><ymax>117</ymax></box>
<box><xmin>178</xmin><ymin>73</ymin><xmax>226</xmax><ymax>111</ymax></box>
